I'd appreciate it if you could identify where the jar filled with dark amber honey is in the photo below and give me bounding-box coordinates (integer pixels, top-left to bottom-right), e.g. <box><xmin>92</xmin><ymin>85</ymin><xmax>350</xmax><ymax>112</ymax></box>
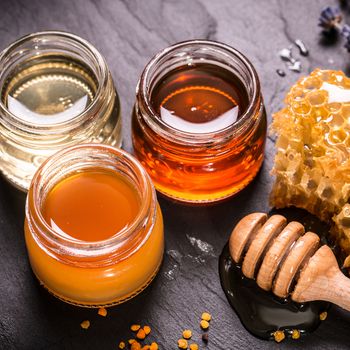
<box><xmin>132</xmin><ymin>40</ymin><xmax>267</xmax><ymax>203</ymax></box>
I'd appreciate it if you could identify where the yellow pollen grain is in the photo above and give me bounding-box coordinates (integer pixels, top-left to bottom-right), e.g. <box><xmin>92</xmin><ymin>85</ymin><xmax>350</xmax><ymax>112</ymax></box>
<box><xmin>98</xmin><ymin>307</ymin><xmax>107</xmax><ymax>317</ymax></box>
<box><xmin>80</xmin><ymin>320</ymin><xmax>90</xmax><ymax>330</ymax></box>
<box><xmin>136</xmin><ymin>328</ymin><xmax>146</xmax><ymax>340</ymax></box>
<box><xmin>320</xmin><ymin>311</ymin><xmax>328</xmax><ymax>321</ymax></box>
<box><xmin>150</xmin><ymin>342</ymin><xmax>159</xmax><ymax>350</ymax></box>
<box><xmin>273</xmin><ymin>330</ymin><xmax>285</xmax><ymax>343</ymax></box>
<box><xmin>201</xmin><ymin>312</ymin><xmax>211</xmax><ymax>322</ymax></box>
<box><xmin>143</xmin><ymin>325</ymin><xmax>151</xmax><ymax>335</ymax></box>
<box><xmin>182</xmin><ymin>329</ymin><xmax>192</xmax><ymax>339</ymax></box>
<box><xmin>291</xmin><ymin>329</ymin><xmax>300</xmax><ymax>340</ymax></box>
<box><xmin>200</xmin><ymin>320</ymin><xmax>209</xmax><ymax>330</ymax></box>
<box><xmin>178</xmin><ymin>338</ymin><xmax>188</xmax><ymax>349</ymax></box>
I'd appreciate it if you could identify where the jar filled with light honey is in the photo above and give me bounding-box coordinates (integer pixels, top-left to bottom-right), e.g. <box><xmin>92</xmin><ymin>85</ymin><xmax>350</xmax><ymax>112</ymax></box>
<box><xmin>0</xmin><ymin>31</ymin><xmax>121</xmax><ymax>191</ymax></box>
<box><xmin>25</xmin><ymin>144</ymin><xmax>163</xmax><ymax>307</ymax></box>
<box><xmin>132</xmin><ymin>40</ymin><xmax>267</xmax><ymax>203</ymax></box>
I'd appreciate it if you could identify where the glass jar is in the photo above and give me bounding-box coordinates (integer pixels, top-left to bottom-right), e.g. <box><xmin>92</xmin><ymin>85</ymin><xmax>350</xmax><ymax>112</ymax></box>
<box><xmin>0</xmin><ymin>31</ymin><xmax>122</xmax><ymax>191</ymax></box>
<box><xmin>132</xmin><ymin>40</ymin><xmax>267</xmax><ymax>203</ymax></box>
<box><xmin>25</xmin><ymin>144</ymin><xmax>163</xmax><ymax>307</ymax></box>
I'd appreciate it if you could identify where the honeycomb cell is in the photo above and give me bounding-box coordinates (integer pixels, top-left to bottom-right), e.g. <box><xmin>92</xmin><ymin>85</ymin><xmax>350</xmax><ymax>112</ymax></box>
<box><xmin>289</xmin><ymin>86</ymin><xmax>306</xmax><ymax>101</ymax></box>
<box><xmin>318</xmin><ymin>70</ymin><xmax>333</xmax><ymax>82</ymax></box>
<box><xmin>291</xmin><ymin>101</ymin><xmax>311</xmax><ymax>115</ymax></box>
<box><xmin>270</xmin><ymin>69</ymin><xmax>350</xmax><ymax>264</ymax></box>
<box><xmin>327</xmin><ymin>102</ymin><xmax>342</xmax><ymax>113</ymax></box>
<box><xmin>329</xmin><ymin>112</ymin><xmax>346</xmax><ymax>127</ymax></box>
<box><xmin>328</xmin><ymin>129</ymin><xmax>348</xmax><ymax>144</ymax></box>
<box><xmin>307</xmin><ymin>90</ymin><xmax>328</xmax><ymax>106</ymax></box>
<box><xmin>304</xmin><ymin>77</ymin><xmax>323</xmax><ymax>91</ymax></box>
<box><xmin>342</xmin><ymin>105</ymin><xmax>350</xmax><ymax>119</ymax></box>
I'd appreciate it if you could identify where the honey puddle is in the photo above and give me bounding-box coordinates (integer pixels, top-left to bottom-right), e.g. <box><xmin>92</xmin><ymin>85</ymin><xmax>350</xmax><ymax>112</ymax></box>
<box><xmin>219</xmin><ymin>208</ymin><xmax>332</xmax><ymax>340</ymax></box>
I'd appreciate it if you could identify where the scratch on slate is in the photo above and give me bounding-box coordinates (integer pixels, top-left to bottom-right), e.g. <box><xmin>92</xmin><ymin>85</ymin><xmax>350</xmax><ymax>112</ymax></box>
<box><xmin>119</xmin><ymin>0</ymin><xmax>170</xmax><ymax>44</ymax></box>
<box><xmin>277</xmin><ymin>0</ymin><xmax>294</xmax><ymax>44</ymax></box>
<box><xmin>88</xmin><ymin>0</ymin><xmax>145</xmax><ymax>56</ymax></box>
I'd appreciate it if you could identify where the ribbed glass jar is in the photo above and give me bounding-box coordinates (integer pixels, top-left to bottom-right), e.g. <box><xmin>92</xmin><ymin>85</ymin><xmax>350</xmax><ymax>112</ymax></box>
<box><xmin>0</xmin><ymin>31</ymin><xmax>122</xmax><ymax>191</ymax></box>
<box><xmin>132</xmin><ymin>40</ymin><xmax>267</xmax><ymax>203</ymax></box>
<box><xmin>25</xmin><ymin>144</ymin><xmax>163</xmax><ymax>307</ymax></box>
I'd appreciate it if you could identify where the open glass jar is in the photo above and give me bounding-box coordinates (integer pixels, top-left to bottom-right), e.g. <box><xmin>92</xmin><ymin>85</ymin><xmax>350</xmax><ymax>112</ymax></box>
<box><xmin>132</xmin><ymin>40</ymin><xmax>266</xmax><ymax>203</ymax></box>
<box><xmin>25</xmin><ymin>144</ymin><xmax>163</xmax><ymax>307</ymax></box>
<box><xmin>0</xmin><ymin>31</ymin><xmax>121</xmax><ymax>191</ymax></box>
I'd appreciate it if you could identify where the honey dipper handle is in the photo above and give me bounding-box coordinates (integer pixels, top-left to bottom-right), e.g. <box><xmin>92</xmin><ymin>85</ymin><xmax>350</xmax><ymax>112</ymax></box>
<box><xmin>292</xmin><ymin>245</ymin><xmax>350</xmax><ymax>311</ymax></box>
<box><xmin>326</xmin><ymin>271</ymin><xmax>350</xmax><ymax>311</ymax></box>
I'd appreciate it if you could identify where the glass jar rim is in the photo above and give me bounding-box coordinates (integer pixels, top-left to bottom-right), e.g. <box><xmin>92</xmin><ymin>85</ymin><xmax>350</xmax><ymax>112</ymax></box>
<box><xmin>0</xmin><ymin>30</ymin><xmax>109</xmax><ymax>134</ymax></box>
<box><xmin>137</xmin><ymin>39</ymin><xmax>261</xmax><ymax>145</ymax></box>
<box><xmin>26</xmin><ymin>144</ymin><xmax>157</xmax><ymax>258</ymax></box>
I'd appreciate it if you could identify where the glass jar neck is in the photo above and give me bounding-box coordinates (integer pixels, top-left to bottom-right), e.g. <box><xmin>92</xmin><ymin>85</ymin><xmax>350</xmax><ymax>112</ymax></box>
<box><xmin>0</xmin><ymin>31</ymin><xmax>112</xmax><ymax>137</ymax></box>
<box><xmin>136</xmin><ymin>40</ymin><xmax>262</xmax><ymax>146</ymax></box>
<box><xmin>26</xmin><ymin>144</ymin><xmax>157</xmax><ymax>267</ymax></box>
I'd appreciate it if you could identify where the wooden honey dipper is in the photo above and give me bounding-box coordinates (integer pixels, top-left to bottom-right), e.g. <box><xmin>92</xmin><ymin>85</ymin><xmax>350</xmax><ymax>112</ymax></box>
<box><xmin>229</xmin><ymin>213</ymin><xmax>350</xmax><ymax>311</ymax></box>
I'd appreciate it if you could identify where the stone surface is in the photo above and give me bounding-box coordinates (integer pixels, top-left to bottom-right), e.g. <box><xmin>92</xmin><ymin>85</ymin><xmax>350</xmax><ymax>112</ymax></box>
<box><xmin>1</xmin><ymin>0</ymin><xmax>350</xmax><ymax>349</ymax></box>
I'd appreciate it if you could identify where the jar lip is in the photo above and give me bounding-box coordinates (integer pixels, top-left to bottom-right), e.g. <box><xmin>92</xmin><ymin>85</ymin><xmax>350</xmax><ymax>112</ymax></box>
<box><xmin>0</xmin><ymin>30</ymin><xmax>109</xmax><ymax>134</ymax></box>
<box><xmin>27</xmin><ymin>144</ymin><xmax>156</xmax><ymax>253</ymax></box>
<box><xmin>138</xmin><ymin>39</ymin><xmax>261</xmax><ymax>144</ymax></box>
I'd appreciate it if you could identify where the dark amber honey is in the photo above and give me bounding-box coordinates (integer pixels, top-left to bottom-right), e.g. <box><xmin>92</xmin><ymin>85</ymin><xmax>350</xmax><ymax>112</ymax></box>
<box><xmin>132</xmin><ymin>41</ymin><xmax>267</xmax><ymax>203</ymax></box>
<box><xmin>151</xmin><ymin>64</ymin><xmax>249</xmax><ymax>133</ymax></box>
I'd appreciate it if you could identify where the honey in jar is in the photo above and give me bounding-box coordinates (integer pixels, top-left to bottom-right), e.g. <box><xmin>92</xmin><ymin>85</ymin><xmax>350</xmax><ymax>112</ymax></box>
<box><xmin>25</xmin><ymin>144</ymin><xmax>164</xmax><ymax>307</ymax></box>
<box><xmin>0</xmin><ymin>31</ymin><xmax>122</xmax><ymax>192</ymax></box>
<box><xmin>42</xmin><ymin>171</ymin><xmax>140</xmax><ymax>242</ymax></box>
<box><xmin>132</xmin><ymin>40</ymin><xmax>266</xmax><ymax>203</ymax></box>
<box><xmin>151</xmin><ymin>64</ymin><xmax>249</xmax><ymax>134</ymax></box>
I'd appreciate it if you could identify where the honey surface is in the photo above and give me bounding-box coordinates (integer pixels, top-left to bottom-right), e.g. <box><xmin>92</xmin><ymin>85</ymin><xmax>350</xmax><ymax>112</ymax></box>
<box><xmin>151</xmin><ymin>64</ymin><xmax>248</xmax><ymax>133</ymax></box>
<box><xmin>2</xmin><ymin>56</ymin><xmax>96</xmax><ymax>124</ymax></box>
<box><xmin>42</xmin><ymin>170</ymin><xmax>140</xmax><ymax>242</ymax></box>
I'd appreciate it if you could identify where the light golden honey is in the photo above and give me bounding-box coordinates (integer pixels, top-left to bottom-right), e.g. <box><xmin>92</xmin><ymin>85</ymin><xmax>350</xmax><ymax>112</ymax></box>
<box><xmin>0</xmin><ymin>32</ymin><xmax>121</xmax><ymax>191</ymax></box>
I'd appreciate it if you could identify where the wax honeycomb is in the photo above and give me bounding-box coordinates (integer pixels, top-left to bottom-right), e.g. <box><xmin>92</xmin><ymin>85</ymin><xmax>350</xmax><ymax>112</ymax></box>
<box><xmin>270</xmin><ymin>69</ymin><xmax>350</xmax><ymax>261</ymax></box>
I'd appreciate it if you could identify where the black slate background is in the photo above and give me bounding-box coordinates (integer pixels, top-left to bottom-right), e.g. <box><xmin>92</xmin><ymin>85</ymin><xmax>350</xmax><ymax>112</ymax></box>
<box><xmin>1</xmin><ymin>0</ymin><xmax>350</xmax><ymax>349</ymax></box>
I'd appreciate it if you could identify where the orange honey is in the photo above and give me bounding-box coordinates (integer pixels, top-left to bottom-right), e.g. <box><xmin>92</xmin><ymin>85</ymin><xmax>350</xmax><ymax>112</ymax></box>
<box><xmin>25</xmin><ymin>144</ymin><xmax>164</xmax><ymax>307</ymax></box>
<box><xmin>42</xmin><ymin>170</ymin><xmax>140</xmax><ymax>242</ymax></box>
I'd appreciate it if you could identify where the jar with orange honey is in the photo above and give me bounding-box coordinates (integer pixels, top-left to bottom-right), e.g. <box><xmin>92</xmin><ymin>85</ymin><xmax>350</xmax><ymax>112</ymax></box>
<box><xmin>25</xmin><ymin>144</ymin><xmax>164</xmax><ymax>307</ymax></box>
<box><xmin>132</xmin><ymin>40</ymin><xmax>267</xmax><ymax>203</ymax></box>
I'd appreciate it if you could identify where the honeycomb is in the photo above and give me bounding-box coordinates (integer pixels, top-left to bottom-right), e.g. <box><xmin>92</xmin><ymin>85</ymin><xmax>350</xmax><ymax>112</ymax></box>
<box><xmin>270</xmin><ymin>69</ymin><xmax>350</xmax><ymax>262</ymax></box>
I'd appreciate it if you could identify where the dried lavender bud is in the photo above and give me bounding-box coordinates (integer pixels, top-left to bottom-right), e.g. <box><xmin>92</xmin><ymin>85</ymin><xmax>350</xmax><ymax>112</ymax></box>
<box><xmin>341</xmin><ymin>24</ymin><xmax>350</xmax><ymax>38</ymax></box>
<box><xmin>202</xmin><ymin>333</ymin><xmax>209</xmax><ymax>343</ymax></box>
<box><xmin>294</xmin><ymin>39</ymin><xmax>309</xmax><ymax>56</ymax></box>
<box><xmin>319</xmin><ymin>6</ymin><xmax>343</xmax><ymax>31</ymax></box>
<box><xmin>344</xmin><ymin>35</ymin><xmax>350</xmax><ymax>52</ymax></box>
